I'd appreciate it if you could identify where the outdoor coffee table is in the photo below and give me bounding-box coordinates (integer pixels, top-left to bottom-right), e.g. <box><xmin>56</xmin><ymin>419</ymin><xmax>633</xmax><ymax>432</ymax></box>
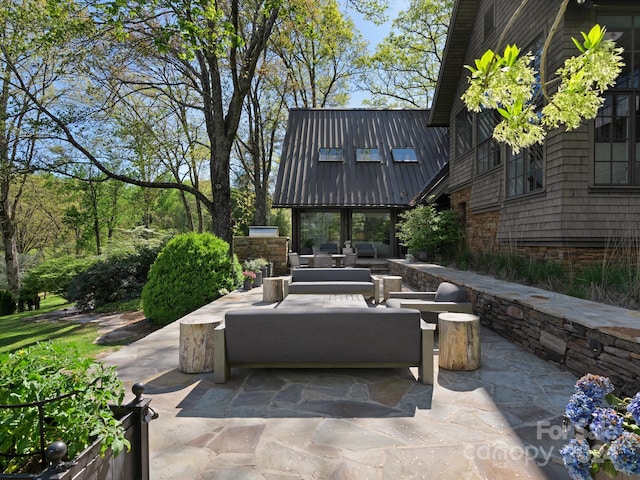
<box><xmin>278</xmin><ymin>293</ymin><xmax>368</xmax><ymax>308</ymax></box>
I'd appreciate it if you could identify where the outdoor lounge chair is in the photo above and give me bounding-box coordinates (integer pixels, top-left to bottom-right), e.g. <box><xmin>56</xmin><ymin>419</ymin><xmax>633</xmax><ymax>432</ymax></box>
<box><xmin>386</xmin><ymin>281</ymin><xmax>473</xmax><ymax>322</ymax></box>
<box><xmin>355</xmin><ymin>242</ymin><xmax>377</xmax><ymax>258</ymax></box>
<box><xmin>319</xmin><ymin>243</ymin><xmax>339</xmax><ymax>254</ymax></box>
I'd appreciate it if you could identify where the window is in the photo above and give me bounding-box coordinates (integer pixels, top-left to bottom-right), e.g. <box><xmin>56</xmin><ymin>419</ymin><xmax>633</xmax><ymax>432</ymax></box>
<box><xmin>507</xmin><ymin>143</ymin><xmax>544</xmax><ymax>197</ymax></box>
<box><xmin>392</xmin><ymin>148</ymin><xmax>418</xmax><ymax>162</ymax></box>
<box><xmin>455</xmin><ymin>110</ymin><xmax>473</xmax><ymax>156</ymax></box>
<box><xmin>477</xmin><ymin>109</ymin><xmax>501</xmax><ymax>174</ymax></box>
<box><xmin>356</xmin><ymin>148</ymin><xmax>381</xmax><ymax>162</ymax></box>
<box><xmin>319</xmin><ymin>148</ymin><xmax>342</xmax><ymax>162</ymax></box>
<box><xmin>594</xmin><ymin>14</ymin><xmax>640</xmax><ymax>185</ymax></box>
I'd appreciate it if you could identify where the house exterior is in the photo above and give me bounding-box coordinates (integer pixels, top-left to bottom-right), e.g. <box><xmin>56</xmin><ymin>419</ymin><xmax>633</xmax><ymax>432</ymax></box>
<box><xmin>430</xmin><ymin>0</ymin><xmax>640</xmax><ymax>265</ymax></box>
<box><xmin>273</xmin><ymin>108</ymin><xmax>448</xmax><ymax>258</ymax></box>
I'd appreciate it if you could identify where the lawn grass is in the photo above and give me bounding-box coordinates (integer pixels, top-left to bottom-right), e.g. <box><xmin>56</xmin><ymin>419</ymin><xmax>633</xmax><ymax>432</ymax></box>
<box><xmin>0</xmin><ymin>295</ymin><xmax>121</xmax><ymax>361</ymax></box>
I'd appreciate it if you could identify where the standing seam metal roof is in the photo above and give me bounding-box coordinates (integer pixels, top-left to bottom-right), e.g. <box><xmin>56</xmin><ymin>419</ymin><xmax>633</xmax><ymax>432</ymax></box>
<box><xmin>273</xmin><ymin>109</ymin><xmax>449</xmax><ymax>208</ymax></box>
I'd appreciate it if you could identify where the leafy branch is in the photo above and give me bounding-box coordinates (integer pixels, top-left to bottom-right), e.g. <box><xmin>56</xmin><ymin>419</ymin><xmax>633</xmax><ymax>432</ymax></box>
<box><xmin>461</xmin><ymin>24</ymin><xmax>624</xmax><ymax>153</ymax></box>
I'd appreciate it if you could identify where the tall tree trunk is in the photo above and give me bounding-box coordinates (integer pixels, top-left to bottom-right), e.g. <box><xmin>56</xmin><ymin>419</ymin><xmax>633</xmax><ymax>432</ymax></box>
<box><xmin>179</xmin><ymin>190</ymin><xmax>195</xmax><ymax>231</ymax></box>
<box><xmin>0</xmin><ymin>210</ymin><xmax>20</xmax><ymax>293</ymax></box>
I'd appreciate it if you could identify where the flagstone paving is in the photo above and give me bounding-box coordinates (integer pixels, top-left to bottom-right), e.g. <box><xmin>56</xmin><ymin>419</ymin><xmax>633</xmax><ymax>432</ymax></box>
<box><xmin>104</xmin><ymin>285</ymin><xmax>576</xmax><ymax>479</ymax></box>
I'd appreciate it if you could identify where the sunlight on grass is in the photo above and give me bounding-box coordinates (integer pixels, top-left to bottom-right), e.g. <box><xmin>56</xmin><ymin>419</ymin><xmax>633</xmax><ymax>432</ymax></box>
<box><xmin>0</xmin><ymin>295</ymin><xmax>122</xmax><ymax>361</ymax></box>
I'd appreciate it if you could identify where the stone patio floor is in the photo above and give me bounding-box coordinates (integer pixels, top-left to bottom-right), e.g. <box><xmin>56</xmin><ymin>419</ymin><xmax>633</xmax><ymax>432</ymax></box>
<box><xmin>104</xmin><ymin>284</ymin><xmax>577</xmax><ymax>479</ymax></box>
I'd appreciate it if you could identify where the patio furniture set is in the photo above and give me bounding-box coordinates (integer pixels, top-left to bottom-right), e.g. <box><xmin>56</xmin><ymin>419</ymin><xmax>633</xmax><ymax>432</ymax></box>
<box><xmin>203</xmin><ymin>268</ymin><xmax>479</xmax><ymax>384</ymax></box>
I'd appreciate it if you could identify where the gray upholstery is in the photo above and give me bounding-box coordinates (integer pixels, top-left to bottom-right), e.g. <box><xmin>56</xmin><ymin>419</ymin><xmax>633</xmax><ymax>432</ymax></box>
<box><xmin>319</xmin><ymin>243</ymin><xmax>339</xmax><ymax>254</ymax></box>
<box><xmin>222</xmin><ymin>307</ymin><xmax>422</xmax><ymax>365</ymax></box>
<box><xmin>288</xmin><ymin>268</ymin><xmax>378</xmax><ymax>300</ymax></box>
<box><xmin>355</xmin><ymin>242</ymin><xmax>377</xmax><ymax>258</ymax></box>
<box><xmin>434</xmin><ymin>282</ymin><xmax>469</xmax><ymax>302</ymax></box>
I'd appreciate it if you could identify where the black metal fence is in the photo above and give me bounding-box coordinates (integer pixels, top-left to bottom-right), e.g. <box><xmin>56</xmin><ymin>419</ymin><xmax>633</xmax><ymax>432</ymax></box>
<box><xmin>0</xmin><ymin>383</ymin><xmax>156</xmax><ymax>480</ymax></box>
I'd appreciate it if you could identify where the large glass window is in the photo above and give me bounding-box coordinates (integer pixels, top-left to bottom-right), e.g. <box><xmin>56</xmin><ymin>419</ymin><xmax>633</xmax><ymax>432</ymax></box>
<box><xmin>594</xmin><ymin>15</ymin><xmax>640</xmax><ymax>185</ymax></box>
<box><xmin>477</xmin><ymin>109</ymin><xmax>501</xmax><ymax>174</ymax></box>
<box><xmin>507</xmin><ymin>143</ymin><xmax>544</xmax><ymax>197</ymax></box>
<box><xmin>300</xmin><ymin>211</ymin><xmax>340</xmax><ymax>254</ymax></box>
<box><xmin>351</xmin><ymin>211</ymin><xmax>391</xmax><ymax>258</ymax></box>
<box><xmin>455</xmin><ymin>110</ymin><xmax>473</xmax><ymax>157</ymax></box>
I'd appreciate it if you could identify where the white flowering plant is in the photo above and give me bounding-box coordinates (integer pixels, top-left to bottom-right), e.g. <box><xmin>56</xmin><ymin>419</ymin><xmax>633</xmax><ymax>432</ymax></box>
<box><xmin>561</xmin><ymin>374</ymin><xmax>640</xmax><ymax>479</ymax></box>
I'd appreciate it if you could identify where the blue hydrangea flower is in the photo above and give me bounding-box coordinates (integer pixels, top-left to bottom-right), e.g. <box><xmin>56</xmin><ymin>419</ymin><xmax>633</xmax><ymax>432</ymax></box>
<box><xmin>575</xmin><ymin>374</ymin><xmax>614</xmax><ymax>405</ymax></box>
<box><xmin>589</xmin><ymin>407</ymin><xmax>624</xmax><ymax>442</ymax></box>
<box><xmin>560</xmin><ymin>438</ymin><xmax>593</xmax><ymax>480</ymax></box>
<box><xmin>627</xmin><ymin>392</ymin><xmax>640</xmax><ymax>425</ymax></box>
<box><xmin>608</xmin><ymin>431</ymin><xmax>640</xmax><ymax>475</ymax></box>
<box><xmin>566</xmin><ymin>391</ymin><xmax>597</xmax><ymax>428</ymax></box>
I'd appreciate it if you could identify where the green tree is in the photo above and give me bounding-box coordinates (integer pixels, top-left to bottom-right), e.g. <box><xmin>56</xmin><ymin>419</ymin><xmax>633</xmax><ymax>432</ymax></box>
<box><xmin>0</xmin><ymin>0</ymin><xmax>90</xmax><ymax>292</ymax></box>
<box><xmin>360</xmin><ymin>0</ymin><xmax>453</xmax><ymax>108</ymax></box>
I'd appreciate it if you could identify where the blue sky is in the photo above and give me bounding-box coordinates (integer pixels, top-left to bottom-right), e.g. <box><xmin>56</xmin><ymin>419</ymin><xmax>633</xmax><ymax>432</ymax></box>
<box><xmin>347</xmin><ymin>0</ymin><xmax>409</xmax><ymax>107</ymax></box>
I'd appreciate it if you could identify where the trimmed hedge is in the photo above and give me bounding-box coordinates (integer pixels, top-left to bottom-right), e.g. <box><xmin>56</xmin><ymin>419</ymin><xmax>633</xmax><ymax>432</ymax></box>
<box><xmin>142</xmin><ymin>233</ymin><xmax>242</xmax><ymax>325</ymax></box>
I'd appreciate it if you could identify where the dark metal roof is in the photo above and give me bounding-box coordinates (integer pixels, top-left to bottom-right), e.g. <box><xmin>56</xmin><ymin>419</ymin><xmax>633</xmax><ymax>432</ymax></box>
<box><xmin>273</xmin><ymin>109</ymin><xmax>449</xmax><ymax>208</ymax></box>
<box><xmin>429</xmin><ymin>0</ymin><xmax>479</xmax><ymax>126</ymax></box>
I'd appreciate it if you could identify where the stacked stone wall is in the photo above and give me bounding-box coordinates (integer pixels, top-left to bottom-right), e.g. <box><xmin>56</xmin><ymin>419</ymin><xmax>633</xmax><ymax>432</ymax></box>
<box><xmin>233</xmin><ymin>237</ymin><xmax>289</xmax><ymax>275</ymax></box>
<box><xmin>388</xmin><ymin>260</ymin><xmax>640</xmax><ymax>396</ymax></box>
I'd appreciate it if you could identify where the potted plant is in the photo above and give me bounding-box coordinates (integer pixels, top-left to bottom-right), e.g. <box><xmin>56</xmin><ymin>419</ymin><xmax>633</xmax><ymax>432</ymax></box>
<box><xmin>243</xmin><ymin>259</ymin><xmax>262</xmax><ymax>287</ymax></box>
<box><xmin>242</xmin><ymin>270</ymin><xmax>256</xmax><ymax>290</ymax></box>
<box><xmin>0</xmin><ymin>342</ymin><xmax>155</xmax><ymax>479</ymax></box>
<box><xmin>255</xmin><ymin>258</ymin><xmax>270</xmax><ymax>280</ymax></box>
<box><xmin>560</xmin><ymin>374</ymin><xmax>640</xmax><ymax>479</ymax></box>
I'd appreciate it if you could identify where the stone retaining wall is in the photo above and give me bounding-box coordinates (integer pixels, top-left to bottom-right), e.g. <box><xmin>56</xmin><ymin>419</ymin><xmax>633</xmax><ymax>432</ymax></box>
<box><xmin>388</xmin><ymin>259</ymin><xmax>640</xmax><ymax>396</ymax></box>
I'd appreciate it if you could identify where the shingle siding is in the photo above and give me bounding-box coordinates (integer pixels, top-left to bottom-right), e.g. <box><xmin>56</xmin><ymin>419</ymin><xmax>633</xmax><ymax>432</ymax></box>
<box><xmin>437</xmin><ymin>0</ymin><xmax>640</xmax><ymax>249</ymax></box>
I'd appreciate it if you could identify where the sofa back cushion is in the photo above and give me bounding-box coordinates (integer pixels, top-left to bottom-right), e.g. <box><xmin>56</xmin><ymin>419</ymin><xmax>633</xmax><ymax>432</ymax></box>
<box><xmin>291</xmin><ymin>267</ymin><xmax>371</xmax><ymax>283</ymax></box>
<box><xmin>434</xmin><ymin>282</ymin><xmax>469</xmax><ymax>302</ymax></box>
<box><xmin>224</xmin><ymin>307</ymin><xmax>421</xmax><ymax>364</ymax></box>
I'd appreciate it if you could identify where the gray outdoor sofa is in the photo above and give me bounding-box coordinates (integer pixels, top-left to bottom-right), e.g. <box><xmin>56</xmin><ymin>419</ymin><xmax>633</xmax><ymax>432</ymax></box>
<box><xmin>385</xmin><ymin>281</ymin><xmax>473</xmax><ymax>322</ymax></box>
<box><xmin>288</xmin><ymin>268</ymin><xmax>380</xmax><ymax>303</ymax></box>
<box><xmin>213</xmin><ymin>307</ymin><xmax>435</xmax><ymax>384</ymax></box>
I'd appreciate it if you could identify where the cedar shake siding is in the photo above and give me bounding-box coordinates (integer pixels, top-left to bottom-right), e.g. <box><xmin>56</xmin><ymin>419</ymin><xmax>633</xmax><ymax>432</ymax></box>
<box><xmin>431</xmin><ymin>0</ymin><xmax>640</xmax><ymax>260</ymax></box>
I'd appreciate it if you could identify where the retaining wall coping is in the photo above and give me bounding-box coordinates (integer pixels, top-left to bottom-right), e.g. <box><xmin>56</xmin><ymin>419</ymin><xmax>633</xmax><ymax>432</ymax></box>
<box><xmin>389</xmin><ymin>259</ymin><xmax>640</xmax><ymax>344</ymax></box>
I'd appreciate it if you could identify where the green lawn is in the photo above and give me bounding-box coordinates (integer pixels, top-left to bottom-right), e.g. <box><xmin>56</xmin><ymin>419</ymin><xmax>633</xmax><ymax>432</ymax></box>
<box><xmin>0</xmin><ymin>295</ymin><xmax>119</xmax><ymax>361</ymax></box>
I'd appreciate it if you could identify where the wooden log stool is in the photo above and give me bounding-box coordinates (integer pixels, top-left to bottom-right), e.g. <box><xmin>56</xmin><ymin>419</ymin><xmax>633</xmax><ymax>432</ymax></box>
<box><xmin>383</xmin><ymin>275</ymin><xmax>403</xmax><ymax>301</ymax></box>
<box><xmin>438</xmin><ymin>312</ymin><xmax>481</xmax><ymax>371</ymax></box>
<box><xmin>179</xmin><ymin>318</ymin><xmax>219</xmax><ymax>373</ymax></box>
<box><xmin>263</xmin><ymin>277</ymin><xmax>288</xmax><ymax>302</ymax></box>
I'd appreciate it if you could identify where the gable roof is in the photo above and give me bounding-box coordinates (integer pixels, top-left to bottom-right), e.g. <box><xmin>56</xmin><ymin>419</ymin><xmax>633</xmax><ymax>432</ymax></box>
<box><xmin>273</xmin><ymin>109</ymin><xmax>449</xmax><ymax>208</ymax></box>
<box><xmin>429</xmin><ymin>0</ymin><xmax>479</xmax><ymax>126</ymax></box>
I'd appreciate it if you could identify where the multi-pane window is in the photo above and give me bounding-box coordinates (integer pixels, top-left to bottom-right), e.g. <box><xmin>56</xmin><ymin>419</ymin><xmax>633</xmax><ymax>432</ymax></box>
<box><xmin>594</xmin><ymin>15</ymin><xmax>640</xmax><ymax>185</ymax></box>
<box><xmin>356</xmin><ymin>148</ymin><xmax>381</xmax><ymax>162</ymax></box>
<box><xmin>455</xmin><ymin>110</ymin><xmax>473</xmax><ymax>157</ymax></box>
<box><xmin>477</xmin><ymin>109</ymin><xmax>501</xmax><ymax>174</ymax></box>
<box><xmin>318</xmin><ymin>148</ymin><xmax>343</xmax><ymax>162</ymax></box>
<box><xmin>507</xmin><ymin>143</ymin><xmax>544</xmax><ymax>197</ymax></box>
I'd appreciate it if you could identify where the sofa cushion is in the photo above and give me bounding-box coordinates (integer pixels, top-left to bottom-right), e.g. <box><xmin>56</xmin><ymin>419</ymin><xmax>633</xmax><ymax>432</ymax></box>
<box><xmin>434</xmin><ymin>282</ymin><xmax>468</xmax><ymax>302</ymax></box>
<box><xmin>288</xmin><ymin>281</ymin><xmax>374</xmax><ymax>295</ymax></box>
<box><xmin>291</xmin><ymin>267</ymin><xmax>372</xmax><ymax>283</ymax></box>
<box><xmin>224</xmin><ymin>307</ymin><xmax>421</xmax><ymax>364</ymax></box>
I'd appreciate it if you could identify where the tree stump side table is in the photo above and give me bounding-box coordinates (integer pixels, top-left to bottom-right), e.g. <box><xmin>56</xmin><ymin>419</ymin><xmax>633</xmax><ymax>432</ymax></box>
<box><xmin>438</xmin><ymin>312</ymin><xmax>481</xmax><ymax>371</ymax></box>
<box><xmin>383</xmin><ymin>276</ymin><xmax>403</xmax><ymax>301</ymax></box>
<box><xmin>179</xmin><ymin>317</ymin><xmax>219</xmax><ymax>373</ymax></box>
<box><xmin>263</xmin><ymin>277</ymin><xmax>287</xmax><ymax>302</ymax></box>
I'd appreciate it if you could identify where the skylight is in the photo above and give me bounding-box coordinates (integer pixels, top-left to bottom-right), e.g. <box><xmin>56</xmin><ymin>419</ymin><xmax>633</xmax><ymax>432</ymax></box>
<box><xmin>392</xmin><ymin>148</ymin><xmax>418</xmax><ymax>162</ymax></box>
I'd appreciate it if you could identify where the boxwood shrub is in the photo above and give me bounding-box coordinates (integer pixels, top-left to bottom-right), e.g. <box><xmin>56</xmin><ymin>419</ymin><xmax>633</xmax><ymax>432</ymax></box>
<box><xmin>142</xmin><ymin>232</ymin><xmax>242</xmax><ymax>325</ymax></box>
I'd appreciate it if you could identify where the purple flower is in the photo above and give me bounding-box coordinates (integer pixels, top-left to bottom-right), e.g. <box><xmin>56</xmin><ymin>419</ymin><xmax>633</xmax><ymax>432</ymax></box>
<box><xmin>627</xmin><ymin>392</ymin><xmax>640</xmax><ymax>425</ymax></box>
<box><xmin>566</xmin><ymin>391</ymin><xmax>597</xmax><ymax>428</ymax></box>
<box><xmin>575</xmin><ymin>374</ymin><xmax>614</xmax><ymax>405</ymax></box>
<box><xmin>589</xmin><ymin>407</ymin><xmax>624</xmax><ymax>442</ymax></box>
<box><xmin>560</xmin><ymin>438</ymin><xmax>593</xmax><ymax>480</ymax></box>
<box><xmin>608</xmin><ymin>431</ymin><xmax>640</xmax><ymax>475</ymax></box>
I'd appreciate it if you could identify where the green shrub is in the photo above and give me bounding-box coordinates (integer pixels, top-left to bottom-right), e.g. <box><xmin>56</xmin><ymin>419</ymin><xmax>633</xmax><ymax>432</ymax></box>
<box><xmin>0</xmin><ymin>342</ymin><xmax>127</xmax><ymax>474</ymax></box>
<box><xmin>66</xmin><ymin>246</ymin><xmax>162</xmax><ymax>310</ymax></box>
<box><xmin>396</xmin><ymin>206</ymin><xmax>464</xmax><ymax>260</ymax></box>
<box><xmin>142</xmin><ymin>232</ymin><xmax>242</xmax><ymax>325</ymax></box>
<box><xmin>21</xmin><ymin>256</ymin><xmax>98</xmax><ymax>298</ymax></box>
<box><xmin>0</xmin><ymin>290</ymin><xmax>16</xmax><ymax>316</ymax></box>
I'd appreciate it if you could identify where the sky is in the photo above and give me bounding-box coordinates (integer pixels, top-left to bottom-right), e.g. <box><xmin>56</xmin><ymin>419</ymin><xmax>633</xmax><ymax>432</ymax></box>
<box><xmin>346</xmin><ymin>0</ymin><xmax>410</xmax><ymax>107</ymax></box>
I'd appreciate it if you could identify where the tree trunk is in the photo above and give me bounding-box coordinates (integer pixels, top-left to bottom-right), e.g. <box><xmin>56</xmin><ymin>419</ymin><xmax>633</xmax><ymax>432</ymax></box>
<box><xmin>0</xmin><ymin>214</ymin><xmax>20</xmax><ymax>293</ymax></box>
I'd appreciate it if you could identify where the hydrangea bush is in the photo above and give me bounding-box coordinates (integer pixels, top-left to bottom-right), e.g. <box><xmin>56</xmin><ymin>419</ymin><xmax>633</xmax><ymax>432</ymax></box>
<box><xmin>561</xmin><ymin>374</ymin><xmax>640</xmax><ymax>479</ymax></box>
